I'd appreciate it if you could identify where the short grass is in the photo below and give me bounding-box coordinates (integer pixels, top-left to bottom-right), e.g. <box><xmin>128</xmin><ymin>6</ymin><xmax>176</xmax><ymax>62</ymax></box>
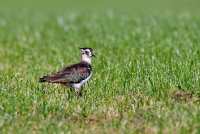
<box><xmin>1</xmin><ymin>10</ymin><xmax>200</xmax><ymax>133</ymax></box>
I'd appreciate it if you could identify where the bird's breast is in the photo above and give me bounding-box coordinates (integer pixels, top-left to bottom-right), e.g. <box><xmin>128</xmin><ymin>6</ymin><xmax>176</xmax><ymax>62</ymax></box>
<box><xmin>72</xmin><ymin>72</ymin><xmax>92</xmax><ymax>89</ymax></box>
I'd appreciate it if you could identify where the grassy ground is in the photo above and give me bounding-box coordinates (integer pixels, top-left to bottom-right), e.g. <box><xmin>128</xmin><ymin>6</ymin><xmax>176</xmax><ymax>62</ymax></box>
<box><xmin>0</xmin><ymin>10</ymin><xmax>200</xmax><ymax>133</ymax></box>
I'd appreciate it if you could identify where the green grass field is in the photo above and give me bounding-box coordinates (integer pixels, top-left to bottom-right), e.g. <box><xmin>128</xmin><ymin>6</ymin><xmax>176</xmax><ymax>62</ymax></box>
<box><xmin>1</xmin><ymin>8</ymin><xmax>200</xmax><ymax>133</ymax></box>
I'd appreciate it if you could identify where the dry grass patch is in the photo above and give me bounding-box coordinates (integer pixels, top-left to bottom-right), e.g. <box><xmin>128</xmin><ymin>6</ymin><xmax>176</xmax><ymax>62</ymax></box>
<box><xmin>170</xmin><ymin>89</ymin><xmax>200</xmax><ymax>103</ymax></box>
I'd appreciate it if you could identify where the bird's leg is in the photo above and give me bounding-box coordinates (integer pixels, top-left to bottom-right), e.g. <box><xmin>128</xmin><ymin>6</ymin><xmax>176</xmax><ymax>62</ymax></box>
<box><xmin>75</xmin><ymin>88</ymin><xmax>82</xmax><ymax>97</ymax></box>
<box><xmin>69</xmin><ymin>87</ymin><xmax>74</xmax><ymax>92</ymax></box>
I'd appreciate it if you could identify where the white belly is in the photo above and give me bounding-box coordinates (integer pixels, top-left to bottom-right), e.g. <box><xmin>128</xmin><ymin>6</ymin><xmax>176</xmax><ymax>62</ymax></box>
<box><xmin>72</xmin><ymin>73</ymin><xmax>92</xmax><ymax>89</ymax></box>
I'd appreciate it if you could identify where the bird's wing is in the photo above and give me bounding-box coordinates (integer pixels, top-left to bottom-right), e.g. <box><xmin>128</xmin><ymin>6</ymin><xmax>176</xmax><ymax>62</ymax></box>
<box><xmin>41</xmin><ymin>63</ymin><xmax>91</xmax><ymax>84</ymax></box>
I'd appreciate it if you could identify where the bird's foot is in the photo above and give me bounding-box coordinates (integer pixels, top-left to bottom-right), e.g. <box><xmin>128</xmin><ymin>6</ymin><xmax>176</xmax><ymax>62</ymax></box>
<box><xmin>75</xmin><ymin>89</ymin><xmax>82</xmax><ymax>97</ymax></box>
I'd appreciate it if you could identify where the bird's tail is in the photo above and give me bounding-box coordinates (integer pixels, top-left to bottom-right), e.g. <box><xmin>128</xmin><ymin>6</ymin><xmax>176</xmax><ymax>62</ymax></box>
<box><xmin>39</xmin><ymin>75</ymin><xmax>49</xmax><ymax>82</ymax></box>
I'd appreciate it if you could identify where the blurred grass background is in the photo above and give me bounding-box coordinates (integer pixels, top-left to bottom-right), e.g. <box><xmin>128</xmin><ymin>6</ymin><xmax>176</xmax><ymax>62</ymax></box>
<box><xmin>0</xmin><ymin>0</ymin><xmax>200</xmax><ymax>14</ymax></box>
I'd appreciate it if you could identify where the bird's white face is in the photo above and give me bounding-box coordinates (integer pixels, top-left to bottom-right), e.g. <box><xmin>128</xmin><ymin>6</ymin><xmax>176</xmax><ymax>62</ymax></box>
<box><xmin>80</xmin><ymin>48</ymin><xmax>94</xmax><ymax>64</ymax></box>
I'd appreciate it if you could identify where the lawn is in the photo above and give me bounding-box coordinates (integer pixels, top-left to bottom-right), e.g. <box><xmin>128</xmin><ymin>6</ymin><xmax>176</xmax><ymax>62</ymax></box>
<box><xmin>0</xmin><ymin>9</ymin><xmax>200</xmax><ymax>133</ymax></box>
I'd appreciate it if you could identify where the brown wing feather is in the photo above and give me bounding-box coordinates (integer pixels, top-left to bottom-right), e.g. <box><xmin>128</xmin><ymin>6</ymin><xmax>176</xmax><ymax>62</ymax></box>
<box><xmin>39</xmin><ymin>62</ymin><xmax>91</xmax><ymax>84</ymax></box>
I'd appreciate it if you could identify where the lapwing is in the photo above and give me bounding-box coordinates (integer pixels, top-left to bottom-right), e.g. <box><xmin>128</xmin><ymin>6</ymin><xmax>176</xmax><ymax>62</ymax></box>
<box><xmin>39</xmin><ymin>48</ymin><xmax>95</xmax><ymax>96</ymax></box>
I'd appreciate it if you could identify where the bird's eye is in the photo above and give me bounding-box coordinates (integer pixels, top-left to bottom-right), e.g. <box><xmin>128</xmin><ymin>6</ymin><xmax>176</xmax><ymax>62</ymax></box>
<box><xmin>85</xmin><ymin>51</ymin><xmax>89</xmax><ymax>55</ymax></box>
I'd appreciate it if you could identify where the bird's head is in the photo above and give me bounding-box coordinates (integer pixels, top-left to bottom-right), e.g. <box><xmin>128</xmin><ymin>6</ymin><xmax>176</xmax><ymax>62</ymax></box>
<box><xmin>80</xmin><ymin>48</ymin><xmax>95</xmax><ymax>64</ymax></box>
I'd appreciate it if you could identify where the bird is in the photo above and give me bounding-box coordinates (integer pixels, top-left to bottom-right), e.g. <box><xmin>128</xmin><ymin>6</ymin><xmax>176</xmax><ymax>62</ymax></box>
<box><xmin>39</xmin><ymin>48</ymin><xmax>95</xmax><ymax>96</ymax></box>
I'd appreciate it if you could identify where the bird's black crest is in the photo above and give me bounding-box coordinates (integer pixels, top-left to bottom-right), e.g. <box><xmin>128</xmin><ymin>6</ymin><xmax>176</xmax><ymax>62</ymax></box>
<box><xmin>79</xmin><ymin>48</ymin><xmax>93</xmax><ymax>51</ymax></box>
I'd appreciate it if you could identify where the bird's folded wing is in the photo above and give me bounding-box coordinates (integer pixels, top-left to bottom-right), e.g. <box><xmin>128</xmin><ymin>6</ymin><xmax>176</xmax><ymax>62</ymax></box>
<box><xmin>46</xmin><ymin>64</ymin><xmax>90</xmax><ymax>83</ymax></box>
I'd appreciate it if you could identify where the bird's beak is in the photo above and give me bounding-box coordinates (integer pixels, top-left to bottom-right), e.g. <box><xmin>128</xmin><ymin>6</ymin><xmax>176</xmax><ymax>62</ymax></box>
<box><xmin>92</xmin><ymin>53</ymin><xmax>95</xmax><ymax>57</ymax></box>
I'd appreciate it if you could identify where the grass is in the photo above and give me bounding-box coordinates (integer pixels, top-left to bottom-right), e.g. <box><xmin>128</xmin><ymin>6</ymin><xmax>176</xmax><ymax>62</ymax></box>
<box><xmin>0</xmin><ymin>10</ymin><xmax>200</xmax><ymax>133</ymax></box>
